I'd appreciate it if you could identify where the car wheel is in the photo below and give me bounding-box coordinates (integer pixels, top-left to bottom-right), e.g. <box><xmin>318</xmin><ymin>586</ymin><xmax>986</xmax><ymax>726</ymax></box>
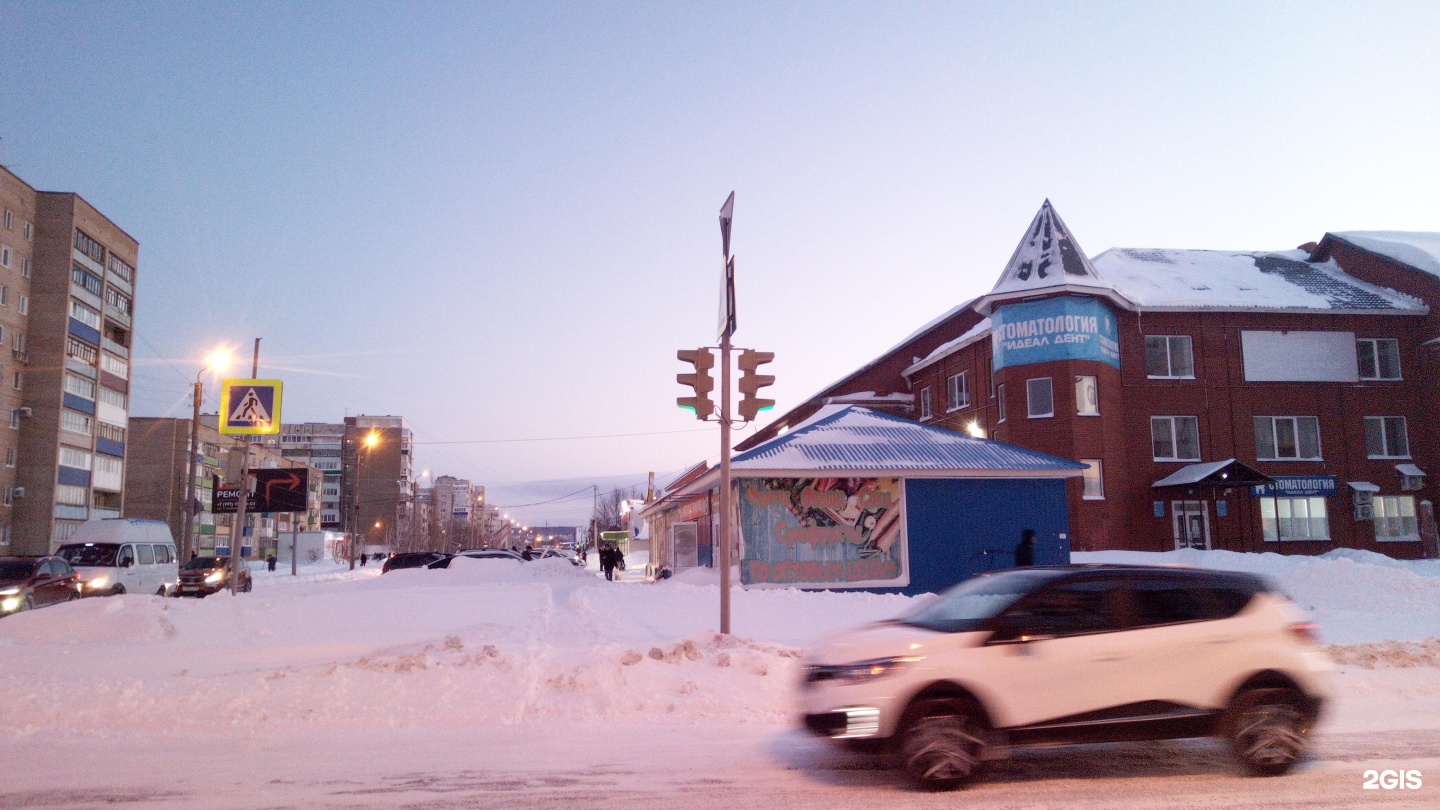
<box><xmin>67</xmin><ymin>590</ymin><xmax>80</xmax><ymax>602</ymax></box>
<box><xmin>112</xmin><ymin>584</ymin><xmax>126</xmax><ymax>596</ymax></box>
<box><xmin>898</xmin><ymin>699</ymin><xmax>987</xmax><ymax>790</ymax></box>
<box><xmin>1226</xmin><ymin>687</ymin><xmax>1310</xmax><ymax>776</ymax></box>
<box><xmin>156</xmin><ymin>586</ymin><xmax>167</xmax><ymax>596</ymax></box>
<box><xmin>241</xmin><ymin>577</ymin><xmax>252</xmax><ymax>593</ymax></box>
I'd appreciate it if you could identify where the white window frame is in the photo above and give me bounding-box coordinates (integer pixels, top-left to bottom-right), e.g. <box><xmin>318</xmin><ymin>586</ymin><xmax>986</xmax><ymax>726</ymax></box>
<box><xmin>945</xmin><ymin>371</ymin><xmax>969</xmax><ymax>412</ymax></box>
<box><xmin>64</xmin><ymin>372</ymin><xmax>96</xmax><ymax>401</ymax></box>
<box><xmin>60</xmin><ymin>409</ymin><xmax>94</xmax><ymax>436</ymax></box>
<box><xmin>1260</xmin><ymin>496</ymin><xmax>1331</xmax><ymax>542</ymax></box>
<box><xmin>1364</xmin><ymin>416</ymin><xmax>1410</xmax><ymax>459</ymax></box>
<box><xmin>1075</xmin><ymin>375</ymin><xmax>1099</xmax><ymax>416</ymax></box>
<box><xmin>1374</xmin><ymin>495</ymin><xmax>1419</xmax><ymax>541</ymax></box>
<box><xmin>919</xmin><ymin>386</ymin><xmax>933</xmax><ymax>420</ymax></box>
<box><xmin>0</xmin><ymin>245</ymin><xmax>9</xmax><ymax>268</ymax></box>
<box><xmin>1145</xmin><ymin>335</ymin><xmax>1196</xmax><ymax>379</ymax></box>
<box><xmin>1080</xmin><ymin>459</ymin><xmax>1104</xmax><ymax>500</ymax></box>
<box><xmin>18</xmin><ymin>295</ymin><xmax>26</xmax><ymax>315</ymax></box>
<box><xmin>1356</xmin><ymin>338</ymin><xmax>1402</xmax><ymax>381</ymax></box>
<box><xmin>59</xmin><ymin>445</ymin><xmax>92</xmax><ymax>470</ymax></box>
<box><xmin>1151</xmin><ymin>415</ymin><xmax>1201</xmax><ymax>461</ymax></box>
<box><xmin>1026</xmin><ymin>377</ymin><xmax>1054</xmax><ymax>419</ymax></box>
<box><xmin>71</xmin><ymin>299</ymin><xmax>101</xmax><ymax>329</ymax></box>
<box><xmin>1254</xmin><ymin>416</ymin><xmax>1322</xmax><ymax>461</ymax></box>
<box><xmin>996</xmin><ymin>384</ymin><xmax>1006</xmax><ymax>423</ymax></box>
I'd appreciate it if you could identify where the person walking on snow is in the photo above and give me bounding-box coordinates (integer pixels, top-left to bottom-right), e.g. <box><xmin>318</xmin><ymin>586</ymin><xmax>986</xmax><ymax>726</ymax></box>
<box><xmin>600</xmin><ymin>545</ymin><xmax>617</xmax><ymax>581</ymax></box>
<box><xmin>1015</xmin><ymin>529</ymin><xmax>1036</xmax><ymax>567</ymax></box>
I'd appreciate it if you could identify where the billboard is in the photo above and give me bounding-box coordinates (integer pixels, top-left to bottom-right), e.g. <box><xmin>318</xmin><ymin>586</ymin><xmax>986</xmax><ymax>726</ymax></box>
<box><xmin>212</xmin><ymin>469</ymin><xmax>309</xmax><ymax>514</ymax></box>
<box><xmin>738</xmin><ymin>477</ymin><xmax>908</xmax><ymax>589</ymax></box>
<box><xmin>991</xmin><ymin>296</ymin><xmax>1120</xmax><ymax>371</ymax></box>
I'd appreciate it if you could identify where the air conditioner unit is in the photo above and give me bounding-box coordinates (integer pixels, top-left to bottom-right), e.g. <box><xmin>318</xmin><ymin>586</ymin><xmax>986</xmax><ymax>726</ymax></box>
<box><xmin>1353</xmin><ymin>490</ymin><xmax>1374</xmax><ymax>507</ymax></box>
<box><xmin>1402</xmin><ymin>475</ymin><xmax>1424</xmax><ymax>492</ymax></box>
<box><xmin>1354</xmin><ymin>503</ymin><xmax>1375</xmax><ymax>521</ymax></box>
<box><xmin>11</xmin><ymin>486</ymin><xmax>23</xmax><ymax>498</ymax></box>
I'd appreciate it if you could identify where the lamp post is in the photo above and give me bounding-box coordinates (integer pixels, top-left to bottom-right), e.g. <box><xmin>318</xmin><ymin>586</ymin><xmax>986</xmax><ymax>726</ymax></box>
<box><xmin>181</xmin><ymin>350</ymin><xmax>230</xmax><ymax>562</ymax></box>
<box><xmin>349</xmin><ymin>430</ymin><xmax>379</xmax><ymax>570</ymax></box>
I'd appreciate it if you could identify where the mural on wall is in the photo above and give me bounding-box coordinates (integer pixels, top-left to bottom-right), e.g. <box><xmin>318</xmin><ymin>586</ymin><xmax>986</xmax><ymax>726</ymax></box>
<box><xmin>991</xmin><ymin>295</ymin><xmax>1120</xmax><ymax>371</ymax></box>
<box><xmin>738</xmin><ymin>477</ymin><xmax>908</xmax><ymax>589</ymax></box>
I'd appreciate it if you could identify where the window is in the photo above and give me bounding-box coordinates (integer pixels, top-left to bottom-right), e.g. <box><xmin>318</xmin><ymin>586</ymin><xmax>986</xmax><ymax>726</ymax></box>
<box><xmin>1374</xmin><ymin>495</ymin><xmax>1418</xmax><ymax>540</ymax></box>
<box><xmin>1</xmin><ymin>246</ymin><xmax>9</xmax><ymax>268</ymax></box>
<box><xmin>0</xmin><ymin>285</ymin><xmax>7</xmax><ymax>306</ymax></box>
<box><xmin>998</xmin><ymin>578</ymin><xmax>1119</xmax><ymax>638</ymax></box>
<box><xmin>72</xmin><ymin>265</ymin><xmax>104</xmax><ymax>296</ymax></box>
<box><xmin>1254</xmin><ymin>416</ymin><xmax>1322</xmax><ymax>461</ymax></box>
<box><xmin>96</xmin><ymin>491</ymin><xmax>124</xmax><ymax>513</ymax></box>
<box><xmin>1145</xmin><ymin>335</ymin><xmax>1195</xmax><ymax>379</ymax></box>
<box><xmin>9</xmin><ymin>410</ymin><xmax>18</xmax><ymax>429</ymax></box>
<box><xmin>10</xmin><ymin>332</ymin><xmax>22</xmax><ymax>353</ymax></box>
<box><xmin>22</xmin><ymin>222</ymin><xmax>31</xmax><ymax>241</ymax></box>
<box><xmin>1357</xmin><ymin>338</ymin><xmax>1401</xmax><ymax>380</ymax></box>
<box><xmin>1075</xmin><ymin>375</ymin><xmax>1098</xmax><ymax>415</ymax></box>
<box><xmin>67</xmin><ymin>338</ymin><xmax>97</xmax><ymax>365</ymax></box>
<box><xmin>104</xmin><ymin>287</ymin><xmax>132</xmax><ymax>315</ymax></box>
<box><xmin>1363</xmin><ymin>416</ymin><xmax>1409</xmax><ymax>458</ymax></box>
<box><xmin>71</xmin><ymin>300</ymin><xmax>101</xmax><ymax>329</ymax></box>
<box><xmin>60</xmin><ymin>410</ymin><xmax>94</xmax><ymax>436</ymax></box>
<box><xmin>5</xmin><ymin>448</ymin><xmax>14</xmax><ymax>467</ymax></box>
<box><xmin>11</xmin><ymin>371</ymin><xmax>19</xmax><ymax>391</ymax></box>
<box><xmin>18</xmin><ymin>296</ymin><xmax>26</xmax><ymax>315</ymax></box>
<box><xmin>55</xmin><ymin>484</ymin><xmax>88</xmax><ymax>506</ymax></box>
<box><xmin>64</xmin><ymin>373</ymin><xmax>96</xmax><ymax>401</ymax></box>
<box><xmin>94</xmin><ymin>454</ymin><xmax>122</xmax><ymax>479</ymax></box>
<box><xmin>1260</xmin><ymin>497</ymin><xmax>1330</xmax><ymax>541</ymax></box>
<box><xmin>1081</xmin><ymin>459</ymin><xmax>1104</xmax><ymax>500</ymax></box>
<box><xmin>1151</xmin><ymin>416</ymin><xmax>1201</xmax><ymax>461</ymax></box>
<box><xmin>946</xmin><ymin>371</ymin><xmax>969</xmax><ymax>412</ymax></box>
<box><xmin>1027</xmin><ymin>377</ymin><xmax>1053</xmax><ymax>418</ymax></box>
<box><xmin>2</xmin><ymin>210</ymin><xmax>9</xmax><ymax>229</ymax></box>
<box><xmin>997</xmin><ymin>384</ymin><xmax>1006</xmax><ymax>423</ymax></box>
<box><xmin>97</xmin><ymin>422</ymin><xmax>125</xmax><ymax>443</ymax></box>
<box><xmin>20</xmin><ymin>257</ymin><xmax>29</xmax><ymax>277</ymax></box>
<box><xmin>98</xmin><ymin>387</ymin><xmax>126</xmax><ymax>409</ymax></box>
<box><xmin>919</xmin><ymin>387</ymin><xmax>933</xmax><ymax>420</ymax></box>
<box><xmin>59</xmin><ymin>446</ymin><xmax>92</xmax><ymax>470</ymax></box>
<box><xmin>75</xmin><ymin>229</ymin><xmax>105</xmax><ymax>264</ymax></box>
<box><xmin>108</xmin><ymin>254</ymin><xmax>134</xmax><ymax>283</ymax></box>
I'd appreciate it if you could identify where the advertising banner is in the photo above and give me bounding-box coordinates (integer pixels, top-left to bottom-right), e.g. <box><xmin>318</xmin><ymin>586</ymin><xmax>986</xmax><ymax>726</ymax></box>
<box><xmin>1250</xmin><ymin>476</ymin><xmax>1338</xmax><ymax>498</ymax></box>
<box><xmin>991</xmin><ymin>296</ymin><xmax>1120</xmax><ymax>371</ymax></box>
<box><xmin>738</xmin><ymin>477</ymin><xmax>908</xmax><ymax>589</ymax></box>
<box><xmin>211</xmin><ymin>469</ymin><xmax>309</xmax><ymax>514</ymax></box>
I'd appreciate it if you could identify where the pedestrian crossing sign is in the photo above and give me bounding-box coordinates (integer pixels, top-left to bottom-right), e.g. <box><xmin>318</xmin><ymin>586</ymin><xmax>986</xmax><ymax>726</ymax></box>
<box><xmin>218</xmin><ymin>379</ymin><xmax>283</xmax><ymax>435</ymax></box>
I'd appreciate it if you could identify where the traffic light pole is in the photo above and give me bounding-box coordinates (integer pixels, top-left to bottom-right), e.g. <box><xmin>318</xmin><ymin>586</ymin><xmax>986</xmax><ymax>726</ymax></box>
<box><xmin>718</xmin><ymin>332</ymin><xmax>733</xmax><ymax>635</ymax></box>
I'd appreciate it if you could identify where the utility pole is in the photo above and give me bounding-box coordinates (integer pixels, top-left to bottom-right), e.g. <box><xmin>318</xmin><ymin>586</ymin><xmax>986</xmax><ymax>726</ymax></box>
<box><xmin>717</xmin><ymin>192</ymin><xmax>736</xmax><ymax>635</ymax></box>
<box><xmin>227</xmin><ymin>443</ymin><xmax>251</xmax><ymax>595</ymax></box>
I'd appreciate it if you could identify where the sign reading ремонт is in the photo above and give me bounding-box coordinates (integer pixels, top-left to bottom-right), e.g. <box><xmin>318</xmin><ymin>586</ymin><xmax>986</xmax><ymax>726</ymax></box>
<box><xmin>218</xmin><ymin>379</ymin><xmax>283</xmax><ymax>436</ymax></box>
<box><xmin>991</xmin><ymin>296</ymin><xmax>1120</xmax><ymax>371</ymax></box>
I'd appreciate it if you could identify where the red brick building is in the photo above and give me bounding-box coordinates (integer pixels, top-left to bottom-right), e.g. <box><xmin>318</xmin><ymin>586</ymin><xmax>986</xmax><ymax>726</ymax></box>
<box><xmin>741</xmin><ymin>203</ymin><xmax>1440</xmax><ymax>558</ymax></box>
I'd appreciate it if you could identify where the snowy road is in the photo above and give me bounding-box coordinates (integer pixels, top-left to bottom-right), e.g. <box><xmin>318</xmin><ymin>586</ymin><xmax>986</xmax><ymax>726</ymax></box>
<box><xmin>2</xmin><ymin>725</ymin><xmax>1436</xmax><ymax>808</ymax></box>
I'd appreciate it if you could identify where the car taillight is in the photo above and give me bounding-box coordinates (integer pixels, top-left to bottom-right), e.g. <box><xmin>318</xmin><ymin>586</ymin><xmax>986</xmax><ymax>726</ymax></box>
<box><xmin>1288</xmin><ymin>622</ymin><xmax>1321</xmax><ymax>645</ymax></box>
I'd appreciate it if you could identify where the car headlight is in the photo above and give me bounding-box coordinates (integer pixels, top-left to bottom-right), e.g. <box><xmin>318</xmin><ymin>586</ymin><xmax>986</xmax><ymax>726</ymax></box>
<box><xmin>807</xmin><ymin>656</ymin><xmax>923</xmax><ymax>686</ymax></box>
<box><xmin>87</xmin><ymin>576</ymin><xmax>109</xmax><ymax>589</ymax></box>
<box><xmin>204</xmin><ymin>572</ymin><xmax>225</xmax><ymax>584</ymax></box>
<box><xmin>0</xmin><ymin>587</ymin><xmax>19</xmax><ymax>597</ymax></box>
<box><xmin>1</xmin><ymin>596</ymin><xmax>19</xmax><ymax>612</ymax></box>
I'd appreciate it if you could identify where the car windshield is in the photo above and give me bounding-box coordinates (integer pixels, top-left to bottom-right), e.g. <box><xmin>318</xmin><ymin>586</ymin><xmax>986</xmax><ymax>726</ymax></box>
<box><xmin>897</xmin><ymin>569</ymin><xmax>1071</xmax><ymax>633</ymax></box>
<box><xmin>184</xmin><ymin>557</ymin><xmax>227</xmax><ymax>570</ymax></box>
<box><xmin>0</xmin><ymin>560</ymin><xmax>37</xmax><ymax>580</ymax></box>
<box><xmin>56</xmin><ymin>544</ymin><xmax>120</xmax><ymax>567</ymax></box>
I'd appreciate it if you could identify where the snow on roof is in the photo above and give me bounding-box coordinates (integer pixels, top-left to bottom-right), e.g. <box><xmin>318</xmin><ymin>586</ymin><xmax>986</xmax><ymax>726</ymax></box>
<box><xmin>1331</xmin><ymin>231</ymin><xmax>1440</xmax><ymax>280</ymax></box>
<box><xmin>1152</xmin><ymin>459</ymin><xmax>1240</xmax><ymax>488</ymax></box>
<box><xmin>990</xmin><ymin>201</ymin><xmax>1106</xmax><ymax>295</ymax></box>
<box><xmin>731</xmin><ymin>405</ymin><xmax>1085</xmax><ymax>475</ymax></box>
<box><xmin>823</xmin><ymin>390</ymin><xmax>913</xmax><ymax>404</ymax></box>
<box><xmin>1090</xmin><ymin>248</ymin><xmax>1424</xmax><ymax>312</ymax></box>
<box><xmin>905</xmin><ymin>317</ymin><xmax>992</xmax><ymax>376</ymax></box>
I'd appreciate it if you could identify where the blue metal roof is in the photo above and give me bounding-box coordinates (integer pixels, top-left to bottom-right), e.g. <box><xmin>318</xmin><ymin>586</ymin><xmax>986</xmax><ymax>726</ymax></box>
<box><xmin>730</xmin><ymin>406</ymin><xmax>1085</xmax><ymax>475</ymax></box>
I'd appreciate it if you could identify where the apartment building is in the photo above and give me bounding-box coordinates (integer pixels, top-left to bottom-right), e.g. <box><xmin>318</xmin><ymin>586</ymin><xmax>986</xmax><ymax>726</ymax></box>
<box><xmin>344</xmin><ymin>415</ymin><xmax>414</xmax><ymax>552</ymax></box>
<box><xmin>278</xmin><ymin>422</ymin><xmax>346</xmax><ymax>529</ymax></box>
<box><xmin>1</xmin><ymin>165</ymin><xmax>136</xmax><ymax>555</ymax></box>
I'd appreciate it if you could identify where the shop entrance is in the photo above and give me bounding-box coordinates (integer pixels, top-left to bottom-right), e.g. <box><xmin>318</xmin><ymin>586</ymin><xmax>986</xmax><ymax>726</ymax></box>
<box><xmin>1172</xmin><ymin>500</ymin><xmax>1210</xmax><ymax>550</ymax></box>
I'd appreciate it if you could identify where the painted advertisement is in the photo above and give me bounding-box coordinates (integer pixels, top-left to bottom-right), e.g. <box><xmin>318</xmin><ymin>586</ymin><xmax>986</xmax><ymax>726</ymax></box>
<box><xmin>738</xmin><ymin>477</ymin><xmax>908</xmax><ymax>589</ymax></box>
<box><xmin>991</xmin><ymin>296</ymin><xmax>1120</xmax><ymax>371</ymax></box>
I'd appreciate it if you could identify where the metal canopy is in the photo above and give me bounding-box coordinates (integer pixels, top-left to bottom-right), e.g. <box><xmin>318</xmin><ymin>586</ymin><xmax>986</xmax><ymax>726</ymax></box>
<box><xmin>1152</xmin><ymin>458</ymin><xmax>1274</xmax><ymax>490</ymax></box>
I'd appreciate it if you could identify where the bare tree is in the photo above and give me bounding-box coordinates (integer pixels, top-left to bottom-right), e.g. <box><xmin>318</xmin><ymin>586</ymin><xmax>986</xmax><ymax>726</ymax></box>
<box><xmin>593</xmin><ymin>487</ymin><xmax>641</xmax><ymax>532</ymax></box>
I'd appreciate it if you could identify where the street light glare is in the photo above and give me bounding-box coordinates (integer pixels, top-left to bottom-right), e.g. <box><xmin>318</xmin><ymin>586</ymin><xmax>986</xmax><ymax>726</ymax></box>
<box><xmin>205</xmin><ymin>349</ymin><xmax>232</xmax><ymax>374</ymax></box>
<box><xmin>364</xmin><ymin>431</ymin><xmax>380</xmax><ymax>448</ymax></box>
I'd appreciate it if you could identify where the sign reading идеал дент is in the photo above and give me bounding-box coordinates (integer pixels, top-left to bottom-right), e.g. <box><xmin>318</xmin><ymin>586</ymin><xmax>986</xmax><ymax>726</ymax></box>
<box><xmin>991</xmin><ymin>296</ymin><xmax>1120</xmax><ymax>371</ymax></box>
<box><xmin>218</xmin><ymin>379</ymin><xmax>283</xmax><ymax>436</ymax></box>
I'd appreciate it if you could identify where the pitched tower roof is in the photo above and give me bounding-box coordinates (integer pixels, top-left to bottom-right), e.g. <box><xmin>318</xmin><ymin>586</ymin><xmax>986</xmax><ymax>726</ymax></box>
<box><xmin>990</xmin><ymin>200</ymin><xmax>1106</xmax><ymax>295</ymax></box>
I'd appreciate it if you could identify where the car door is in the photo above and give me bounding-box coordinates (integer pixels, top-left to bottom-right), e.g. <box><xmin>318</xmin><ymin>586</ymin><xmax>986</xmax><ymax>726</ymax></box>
<box><xmin>1117</xmin><ymin>573</ymin><xmax>1242</xmax><ymax>711</ymax></box>
<box><xmin>975</xmin><ymin>575</ymin><xmax>1134</xmax><ymax>728</ymax></box>
<box><xmin>116</xmin><ymin>544</ymin><xmax>137</xmax><ymax>592</ymax></box>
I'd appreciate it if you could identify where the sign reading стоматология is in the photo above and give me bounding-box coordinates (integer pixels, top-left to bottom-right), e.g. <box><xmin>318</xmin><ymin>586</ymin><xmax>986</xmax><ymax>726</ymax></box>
<box><xmin>738</xmin><ymin>477</ymin><xmax>909</xmax><ymax>589</ymax></box>
<box><xmin>991</xmin><ymin>296</ymin><xmax>1120</xmax><ymax>371</ymax></box>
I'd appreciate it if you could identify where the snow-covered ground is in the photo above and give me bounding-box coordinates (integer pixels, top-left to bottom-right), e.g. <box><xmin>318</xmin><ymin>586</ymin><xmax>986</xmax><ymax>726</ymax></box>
<box><xmin>1</xmin><ymin>549</ymin><xmax>1436</xmax><ymax>807</ymax></box>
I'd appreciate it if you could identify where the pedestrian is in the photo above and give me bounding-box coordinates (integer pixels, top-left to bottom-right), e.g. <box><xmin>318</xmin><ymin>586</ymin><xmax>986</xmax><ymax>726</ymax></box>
<box><xmin>600</xmin><ymin>545</ymin><xmax>616</xmax><ymax>581</ymax></box>
<box><xmin>1015</xmin><ymin>529</ymin><xmax>1036</xmax><ymax>567</ymax></box>
<box><xmin>266</xmin><ymin>554</ymin><xmax>277</xmax><ymax>572</ymax></box>
<box><xmin>522</xmin><ymin>545</ymin><xmax>534</xmax><ymax>561</ymax></box>
<box><xmin>614</xmin><ymin>546</ymin><xmax>626</xmax><ymax>578</ymax></box>
<box><xmin>359</xmin><ymin>553</ymin><xmax>367</xmax><ymax>567</ymax></box>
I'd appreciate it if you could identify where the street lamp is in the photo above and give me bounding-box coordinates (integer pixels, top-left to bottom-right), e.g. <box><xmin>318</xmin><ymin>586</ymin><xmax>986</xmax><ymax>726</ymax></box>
<box><xmin>181</xmin><ymin>349</ymin><xmax>231</xmax><ymax>561</ymax></box>
<box><xmin>349</xmin><ymin>430</ymin><xmax>380</xmax><ymax>570</ymax></box>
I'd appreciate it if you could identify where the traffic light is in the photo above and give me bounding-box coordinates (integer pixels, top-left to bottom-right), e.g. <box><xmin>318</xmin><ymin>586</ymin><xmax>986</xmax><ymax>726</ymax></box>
<box><xmin>677</xmin><ymin>348</ymin><xmax>716</xmax><ymax>419</ymax></box>
<box><xmin>737</xmin><ymin>349</ymin><xmax>775</xmax><ymax>421</ymax></box>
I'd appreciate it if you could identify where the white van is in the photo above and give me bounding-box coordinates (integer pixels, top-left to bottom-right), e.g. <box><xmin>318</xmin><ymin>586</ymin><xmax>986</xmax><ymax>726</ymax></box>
<box><xmin>55</xmin><ymin>519</ymin><xmax>180</xmax><ymax>597</ymax></box>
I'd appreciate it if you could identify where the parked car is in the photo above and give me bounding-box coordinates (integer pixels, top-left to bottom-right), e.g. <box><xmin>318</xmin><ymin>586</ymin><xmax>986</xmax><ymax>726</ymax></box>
<box><xmin>55</xmin><ymin>518</ymin><xmax>179</xmax><ymax>597</ymax></box>
<box><xmin>381</xmin><ymin>552</ymin><xmax>450</xmax><ymax>573</ymax></box>
<box><xmin>538</xmin><ymin>548</ymin><xmax>583</xmax><ymax>566</ymax></box>
<box><xmin>425</xmin><ymin>549</ymin><xmax>525</xmax><ymax>569</ymax></box>
<box><xmin>176</xmin><ymin>556</ymin><xmax>252</xmax><ymax>597</ymax></box>
<box><xmin>798</xmin><ymin>565</ymin><xmax>1331</xmax><ymax>789</ymax></box>
<box><xmin>0</xmin><ymin>556</ymin><xmax>82</xmax><ymax>614</ymax></box>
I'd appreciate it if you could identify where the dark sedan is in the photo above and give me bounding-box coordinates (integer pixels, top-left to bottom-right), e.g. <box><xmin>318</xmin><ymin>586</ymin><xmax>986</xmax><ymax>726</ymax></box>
<box><xmin>381</xmin><ymin>552</ymin><xmax>450</xmax><ymax>573</ymax></box>
<box><xmin>0</xmin><ymin>556</ymin><xmax>82</xmax><ymax>615</ymax></box>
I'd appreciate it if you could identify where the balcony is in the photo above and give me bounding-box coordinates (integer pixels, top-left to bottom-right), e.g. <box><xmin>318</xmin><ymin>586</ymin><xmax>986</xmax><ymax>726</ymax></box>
<box><xmin>55</xmin><ymin>504</ymin><xmax>89</xmax><ymax>521</ymax></box>
<box><xmin>92</xmin><ymin>508</ymin><xmax>121</xmax><ymax>520</ymax></box>
<box><xmin>102</xmin><ymin>337</ymin><xmax>129</xmax><ymax>358</ymax></box>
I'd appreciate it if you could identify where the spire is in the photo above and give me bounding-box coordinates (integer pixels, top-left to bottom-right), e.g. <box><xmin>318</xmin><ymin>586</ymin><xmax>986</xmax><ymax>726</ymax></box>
<box><xmin>991</xmin><ymin>200</ymin><xmax>1104</xmax><ymax>294</ymax></box>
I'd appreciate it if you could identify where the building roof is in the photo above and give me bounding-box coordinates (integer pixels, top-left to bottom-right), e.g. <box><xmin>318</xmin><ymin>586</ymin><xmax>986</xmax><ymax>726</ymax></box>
<box><xmin>1327</xmin><ymin>231</ymin><xmax>1440</xmax><ymax>280</ymax></box>
<box><xmin>990</xmin><ymin>200</ymin><xmax>1105</xmax><ymax>295</ymax></box>
<box><xmin>729</xmin><ymin>405</ymin><xmax>1085</xmax><ymax>477</ymax></box>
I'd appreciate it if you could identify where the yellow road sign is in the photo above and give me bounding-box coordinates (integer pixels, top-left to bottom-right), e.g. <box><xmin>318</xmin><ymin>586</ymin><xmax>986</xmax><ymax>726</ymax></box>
<box><xmin>218</xmin><ymin>379</ymin><xmax>283</xmax><ymax>435</ymax></box>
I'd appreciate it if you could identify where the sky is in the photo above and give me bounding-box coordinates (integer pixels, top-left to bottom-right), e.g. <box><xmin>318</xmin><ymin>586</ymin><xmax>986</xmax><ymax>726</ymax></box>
<box><xmin>2</xmin><ymin>1</ymin><xmax>1438</xmax><ymax>525</ymax></box>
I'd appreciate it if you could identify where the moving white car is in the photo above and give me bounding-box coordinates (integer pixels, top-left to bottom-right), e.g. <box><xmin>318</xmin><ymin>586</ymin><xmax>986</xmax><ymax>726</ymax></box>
<box><xmin>55</xmin><ymin>518</ymin><xmax>180</xmax><ymax>597</ymax></box>
<box><xmin>798</xmin><ymin>564</ymin><xmax>1331</xmax><ymax>789</ymax></box>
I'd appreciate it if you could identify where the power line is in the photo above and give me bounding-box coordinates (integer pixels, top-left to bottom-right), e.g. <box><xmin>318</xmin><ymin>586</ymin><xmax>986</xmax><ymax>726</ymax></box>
<box><xmin>415</xmin><ymin>427</ymin><xmax>713</xmax><ymax>445</ymax></box>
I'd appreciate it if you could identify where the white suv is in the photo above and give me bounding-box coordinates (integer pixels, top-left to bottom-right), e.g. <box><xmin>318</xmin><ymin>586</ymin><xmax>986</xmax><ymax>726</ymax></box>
<box><xmin>798</xmin><ymin>565</ymin><xmax>1331</xmax><ymax>789</ymax></box>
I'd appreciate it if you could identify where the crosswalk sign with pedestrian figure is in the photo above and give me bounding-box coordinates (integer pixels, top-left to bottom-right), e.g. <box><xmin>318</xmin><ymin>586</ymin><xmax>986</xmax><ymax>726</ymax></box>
<box><xmin>218</xmin><ymin>379</ymin><xmax>284</xmax><ymax>435</ymax></box>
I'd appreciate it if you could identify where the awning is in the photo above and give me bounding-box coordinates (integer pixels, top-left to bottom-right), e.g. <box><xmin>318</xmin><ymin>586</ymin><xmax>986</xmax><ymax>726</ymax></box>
<box><xmin>1348</xmin><ymin>481</ymin><xmax>1381</xmax><ymax>493</ymax></box>
<box><xmin>1152</xmin><ymin>458</ymin><xmax>1273</xmax><ymax>489</ymax></box>
<box><xmin>1396</xmin><ymin>463</ymin><xmax>1426</xmax><ymax>478</ymax></box>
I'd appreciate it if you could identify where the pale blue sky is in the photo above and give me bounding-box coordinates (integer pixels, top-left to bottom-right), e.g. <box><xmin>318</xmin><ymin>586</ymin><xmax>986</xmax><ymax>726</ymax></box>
<box><xmin>3</xmin><ymin>2</ymin><xmax>1438</xmax><ymax>524</ymax></box>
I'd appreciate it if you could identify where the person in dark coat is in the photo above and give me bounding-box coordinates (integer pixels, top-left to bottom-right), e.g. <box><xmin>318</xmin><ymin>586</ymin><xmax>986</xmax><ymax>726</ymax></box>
<box><xmin>1015</xmin><ymin>529</ymin><xmax>1036</xmax><ymax>567</ymax></box>
<box><xmin>522</xmin><ymin>545</ymin><xmax>534</xmax><ymax>561</ymax></box>
<box><xmin>266</xmin><ymin>554</ymin><xmax>277</xmax><ymax>572</ymax></box>
<box><xmin>600</xmin><ymin>546</ymin><xmax>617</xmax><ymax>581</ymax></box>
